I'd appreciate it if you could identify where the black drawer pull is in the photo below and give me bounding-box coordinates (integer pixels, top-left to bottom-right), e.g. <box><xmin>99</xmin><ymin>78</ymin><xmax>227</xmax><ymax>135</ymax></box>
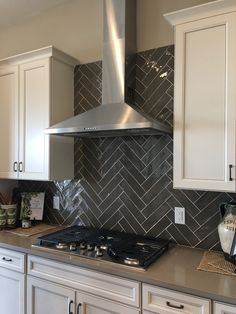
<box><xmin>19</xmin><ymin>162</ymin><xmax>23</xmax><ymax>172</ymax></box>
<box><xmin>2</xmin><ymin>257</ymin><xmax>12</xmax><ymax>262</ymax></box>
<box><xmin>166</xmin><ymin>301</ymin><xmax>184</xmax><ymax>309</ymax></box>
<box><xmin>77</xmin><ymin>303</ymin><xmax>82</xmax><ymax>314</ymax></box>
<box><xmin>68</xmin><ymin>300</ymin><xmax>74</xmax><ymax>314</ymax></box>
<box><xmin>13</xmin><ymin>162</ymin><xmax>18</xmax><ymax>172</ymax></box>
<box><xmin>229</xmin><ymin>164</ymin><xmax>233</xmax><ymax>181</ymax></box>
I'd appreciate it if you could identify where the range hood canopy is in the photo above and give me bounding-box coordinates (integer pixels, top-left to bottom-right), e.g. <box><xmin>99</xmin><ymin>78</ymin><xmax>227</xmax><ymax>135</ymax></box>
<box><xmin>46</xmin><ymin>0</ymin><xmax>172</xmax><ymax>137</ymax></box>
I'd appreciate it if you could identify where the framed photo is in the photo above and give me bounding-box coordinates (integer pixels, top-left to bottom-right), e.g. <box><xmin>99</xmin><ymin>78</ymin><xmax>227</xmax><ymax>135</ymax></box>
<box><xmin>21</xmin><ymin>192</ymin><xmax>45</xmax><ymax>221</ymax></box>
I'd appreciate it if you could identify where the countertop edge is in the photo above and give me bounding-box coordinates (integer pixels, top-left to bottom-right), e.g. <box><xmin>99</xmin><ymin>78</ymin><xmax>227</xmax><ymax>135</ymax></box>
<box><xmin>0</xmin><ymin>234</ymin><xmax>236</xmax><ymax>306</ymax></box>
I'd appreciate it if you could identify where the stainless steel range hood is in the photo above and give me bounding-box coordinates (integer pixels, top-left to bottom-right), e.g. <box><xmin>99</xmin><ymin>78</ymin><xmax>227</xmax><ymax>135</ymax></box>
<box><xmin>46</xmin><ymin>0</ymin><xmax>172</xmax><ymax>137</ymax></box>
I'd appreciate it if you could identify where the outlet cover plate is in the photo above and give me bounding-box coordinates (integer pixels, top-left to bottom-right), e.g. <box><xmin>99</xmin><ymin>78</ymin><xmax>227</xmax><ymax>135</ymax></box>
<box><xmin>53</xmin><ymin>196</ymin><xmax>60</xmax><ymax>210</ymax></box>
<box><xmin>175</xmin><ymin>207</ymin><xmax>185</xmax><ymax>224</ymax></box>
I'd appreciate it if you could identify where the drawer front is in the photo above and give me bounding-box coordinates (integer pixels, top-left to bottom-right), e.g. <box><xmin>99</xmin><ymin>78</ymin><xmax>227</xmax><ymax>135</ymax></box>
<box><xmin>28</xmin><ymin>255</ymin><xmax>140</xmax><ymax>307</ymax></box>
<box><xmin>0</xmin><ymin>247</ymin><xmax>25</xmax><ymax>273</ymax></box>
<box><xmin>143</xmin><ymin>284</ymin><xmax>211</xmax><ymax>314</ymax></box>
<box><xmin>214</xmin><ymin>302</ymin><xmax>236</xmax><ymax>314</ymax></box>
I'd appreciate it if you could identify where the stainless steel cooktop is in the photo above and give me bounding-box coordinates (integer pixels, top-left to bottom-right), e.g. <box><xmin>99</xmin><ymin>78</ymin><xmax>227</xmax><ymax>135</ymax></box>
<box><xmin>32</xmin><ymin>226</ymin><xmax>169</xmax><ymax>270</ymax></box>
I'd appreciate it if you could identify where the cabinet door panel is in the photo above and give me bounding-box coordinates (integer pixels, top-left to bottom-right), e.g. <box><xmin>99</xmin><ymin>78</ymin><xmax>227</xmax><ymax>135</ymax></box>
<box><xmin>0</xmin><ymin>66</ymin><xmax>18</xmax><ymax>179</ymax></box>
<box><xmin>76</xmin><ymin>292</ymin><xmax>140</xmax><ymax>314</ymax></box>
<box><xmin>0</xmin><ymin>267</ymin><xmax>25</xmax><ymax>314</ymax></box>
<box><xmin>19</xmin><ymin>59</ymin><xmax>50</xmax><ymax>180</ymax></box>
<box><xmin>27</xmin><ymin>276</ymin><xmax>75</xmax><ymax>314</ymax></box>
<box><xmin>174</xmin><ymin>12</ymin><xmax>236</xmax><ymax>191</ymax></box>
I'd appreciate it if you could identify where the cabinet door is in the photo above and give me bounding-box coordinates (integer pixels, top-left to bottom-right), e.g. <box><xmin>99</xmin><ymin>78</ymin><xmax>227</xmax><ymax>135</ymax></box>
<box><xmin>19</xmin><ymin>59</ymin><xmax>50</xmax><ymax>180</ymax></box>
<box><xmin>0</xmin><ymin>267</ymin><xmax>25</xmax><ymax>314</ymax></box>
<box><xmin>0</xmin><ymin>66</ymin><xmax>18</xmax><ymax>179</ymax></box>
<box><xmin>76</xmin><ymin>292</ymin><xmax>140</xmax><ymax>314</ymax></box>
<box><xmin>174</xmin><ymin>12</ymin><xmax>236</xmax><ymax>191</ymax></box>
<box><xmin>27</xmin><ymin>276</ymin><xmax>75</xmax><ymax>314</ymax></box>
<box><xmin>214</xmin><ymin>302</ymin><xmax>236</xmax><ymax>314</ymax></box>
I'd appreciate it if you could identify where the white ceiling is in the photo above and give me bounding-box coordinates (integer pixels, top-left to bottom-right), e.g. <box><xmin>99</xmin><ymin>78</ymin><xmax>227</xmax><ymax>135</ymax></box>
<box><xmin>0</xmin><ymin>0</ymin><xmax>72</xmax><ymax>29</ymax></box>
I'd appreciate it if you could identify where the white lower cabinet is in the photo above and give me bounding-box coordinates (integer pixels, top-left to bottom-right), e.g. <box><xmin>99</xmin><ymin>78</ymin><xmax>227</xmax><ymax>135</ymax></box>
<box><xmin>27</xmin><ymin>276</ymin><xmax>75</xmax><ymax>314</ymax></box>
<box><xmin>214</xmin><ymin>302</ymin><xmax>236</xmax><ymax>314</ymax></box>
<box><xmin>0</xmin><ymin>248</ymin><xmax>26</xmax><ymax>314</ymax></box>
<box><xmin>27</xmin><ymin>276</ymin><xmax>140</xmax><ymax>314</ymax></box>
<box><xmin>142</xmin><ymin>284</ymin><xmax>211</xmax><ymax>314</ymax></box>
<box><xmin>3</xmin><ymin>252</ymin><xmax>234</xmax><ymax>314</ymax></box>
<box><xmin>0</xmin><ymin>267</ymin><xmax>25</xmax><ymax>314</ymax></box>
<box><xmin>27</xmin><ymin>255</ymin><xmax>140</xmax><ymax>314</ymax></box>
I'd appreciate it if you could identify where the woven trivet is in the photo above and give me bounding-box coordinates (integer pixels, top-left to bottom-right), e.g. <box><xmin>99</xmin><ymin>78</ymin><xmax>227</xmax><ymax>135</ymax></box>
<box><xmin>197</xmin><ymin>251</ymin><xmax>236</xmax><ymax>276</ymax></box>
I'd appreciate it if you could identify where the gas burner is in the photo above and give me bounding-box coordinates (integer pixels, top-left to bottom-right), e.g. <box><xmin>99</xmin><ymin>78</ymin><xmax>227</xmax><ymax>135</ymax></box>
<box><xmin>56</xmin><ymin>242</ymin><xmax>68</xmax><ymax>249</ymax></box>
<box><xmin>33</xmin><ymin>226</ymin><xmax>169</xmax><ymax>270</ymax></box>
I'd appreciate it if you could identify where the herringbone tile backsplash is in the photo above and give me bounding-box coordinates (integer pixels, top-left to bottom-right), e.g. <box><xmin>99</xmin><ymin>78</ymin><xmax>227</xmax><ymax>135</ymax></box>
<box><xmin>19</xmin><ymin>45</ymin><xmax>233</xmax><ymax>250</ymax></box>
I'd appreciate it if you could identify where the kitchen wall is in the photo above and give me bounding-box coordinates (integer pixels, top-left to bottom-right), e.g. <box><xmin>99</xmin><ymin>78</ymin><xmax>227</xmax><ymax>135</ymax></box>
<box><xmin>0</xmin><ymin>0</ymin><xmax>213</xmax><ymax>63</ymax></box>
<box><xmin>19</xmin><ymin>44</ymin><xmax>231</xmax><ymax>251</ymax></box>
<box><xmin>2</xmin><ymin>0</ymin><xmax>224</xmax><ymax>250</ymax></box>
<box><xmin>136</xmin><ymin>0</ymin><xmax>215</xmax><ymax>51</ymax></box>
<box><xmin>0</xmin><ymin>180</ymin><xmax>18</xmax><ymax>200</ymax></box>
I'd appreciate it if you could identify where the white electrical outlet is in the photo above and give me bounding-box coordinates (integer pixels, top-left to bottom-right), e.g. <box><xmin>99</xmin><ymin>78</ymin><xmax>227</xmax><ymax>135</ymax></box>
<box><xmin>175</xmin><ymin>207</ymin><xmax>185</xmax><ymax>224</ymax></box>
<box><xmin>53</xmin><ymin>196</ymin><xmax>60</xmax><ymax>210</ymax></box>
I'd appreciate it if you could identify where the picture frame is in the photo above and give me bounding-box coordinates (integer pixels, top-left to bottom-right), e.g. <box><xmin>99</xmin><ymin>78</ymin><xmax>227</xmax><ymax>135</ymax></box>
<box><xmin>20</xmin><ymin>192</ymin><xmax>45</xmax><ymax>221</ymax></box>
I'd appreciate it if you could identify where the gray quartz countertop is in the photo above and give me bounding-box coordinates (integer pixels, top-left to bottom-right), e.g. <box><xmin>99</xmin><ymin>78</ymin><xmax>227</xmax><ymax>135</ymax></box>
<box><xmin>0</xmin><ymin>228</ymin><xmax>235</xmax><ymax>305</ymax></box>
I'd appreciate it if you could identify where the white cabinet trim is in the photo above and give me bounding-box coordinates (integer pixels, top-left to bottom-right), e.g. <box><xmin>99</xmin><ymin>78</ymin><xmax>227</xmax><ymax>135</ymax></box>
<box><xmin>164</xmin><ymin>0</ymin><xmax>236</xmax><ymax>26</ymax></box>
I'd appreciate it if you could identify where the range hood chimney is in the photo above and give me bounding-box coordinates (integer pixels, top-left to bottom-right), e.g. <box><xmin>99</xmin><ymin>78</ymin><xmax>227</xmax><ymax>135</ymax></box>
<box><xmin>46</xmin><ymin>0</ymin><xmax>172</xmax><ymax>137</ymax></box>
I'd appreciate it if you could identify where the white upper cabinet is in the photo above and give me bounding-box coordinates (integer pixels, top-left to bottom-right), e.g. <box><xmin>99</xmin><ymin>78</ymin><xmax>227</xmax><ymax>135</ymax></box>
<box><xmin>0</xmin><ymin>46</ymin><xmax>77</xmax><ymax>181</ymax></box>
<box><xmin>165</xmin><ymin>0</ymin><xmax>236</xmax><ymax>192</ymax></box>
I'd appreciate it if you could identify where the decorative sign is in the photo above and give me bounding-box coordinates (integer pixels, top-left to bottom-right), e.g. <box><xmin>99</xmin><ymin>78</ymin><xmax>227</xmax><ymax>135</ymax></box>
<box><xmin>21</xmin><ymin>192</ymin><xmax>45</xmax><ymax>221</ymax></box>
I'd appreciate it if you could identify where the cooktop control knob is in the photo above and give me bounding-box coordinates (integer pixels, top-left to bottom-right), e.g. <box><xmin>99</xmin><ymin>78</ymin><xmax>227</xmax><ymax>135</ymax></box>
<box><xmin>80</xmin><ymin>242</ymin><xmax>86</xmax><ymax>250</ymax></box>
<box><xmin>100</xmin><ymin>244</ymin><xmax>108</xmax><ymax>251</ymax></box>
<box><xmin>87</xmin><ymin>243</ymin><xmax>94</xmax><ymax>251</ymax></box>
<box><xmin>69</xmin><ymin>243</ymin><xmax>77</xmax><ymax>251</ymax></box>
<box><xmin>95</xmin><ymin>247</ymin><xmax>103</xmax><ymax>257</ymax></box>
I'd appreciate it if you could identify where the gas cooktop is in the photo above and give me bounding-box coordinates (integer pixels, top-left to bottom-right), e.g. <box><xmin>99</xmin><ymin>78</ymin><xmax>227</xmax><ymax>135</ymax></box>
<box><xmin>32</xmin><ymin>226</ymin><xmax>169</xmax><ymax>270</ymax></box>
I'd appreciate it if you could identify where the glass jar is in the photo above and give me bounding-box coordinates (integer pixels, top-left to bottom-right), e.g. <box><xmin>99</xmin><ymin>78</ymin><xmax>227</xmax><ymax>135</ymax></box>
<box><xmin>218</xmin><ymin>202</ymin><xmax>236</xmax><ymax>262</ymax></box>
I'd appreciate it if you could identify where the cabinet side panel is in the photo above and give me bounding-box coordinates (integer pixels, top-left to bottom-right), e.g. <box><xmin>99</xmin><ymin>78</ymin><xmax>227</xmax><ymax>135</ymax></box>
<box><xmin>50</xmin><ymin>59</ymin><xmax>75</xmax><ymax>125</ymax></box>
<box><xmin>50</xmin><ymin>59</ymin><xmax>74</xmax><ymax>180</ymax></box>
<box><xmin>184</xmin><ymin>25</ymin><xmax>226</xmax><ymax>181</ymax></box>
